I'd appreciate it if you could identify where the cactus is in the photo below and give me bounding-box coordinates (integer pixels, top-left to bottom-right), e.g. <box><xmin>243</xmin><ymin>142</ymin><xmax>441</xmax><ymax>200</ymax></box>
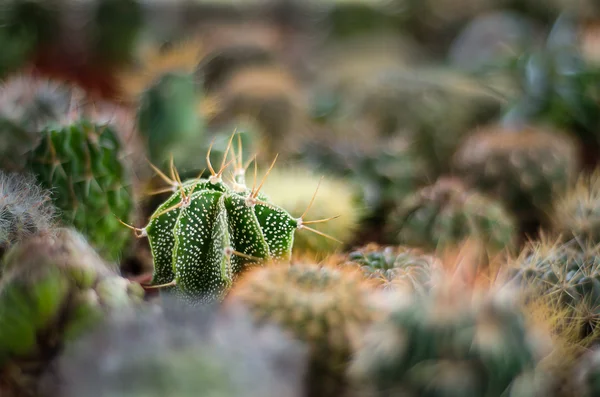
<box><xmin>505</xmin><ymin>239</ymin><xmax>600</xmax><ymax>344</ymax></box>
<box><xmin>0</xmin><ymin>228</ymin><xmax>143</xmax><ymax>397</ymax></box>
<box><xmin>323</xmin><ymin>0</ymin><xmax>403</xmax><ymax>38</ymax></box>
<box><xmin>89</xmin><ymin>0</ymin><xmax>143</xmax><ymax>65</ymax></box>
<box><xmin>126</xmin><ymin>136</ymin><xmax>335</xmax><ymax>304</ymax></box>
<box><xmin>0</xmin><ymin>171</ymin><xmax>55</xmax><ymax>261</ymax></box>
<box><xmin>552</xmin><ymin>172</ymin><xmax>600</xmax><ymax>245</ymax></box>
<box><xmin>217</xmin><ymin>66</ymin><xmax>304</xmax><ymax>158</ymax></box>
<box><xmin>0</xmin><ymin>74</ymin><xmax>84</xmax><ymax>171</ymax></box>
<box><xmin>387</xmin><ymin>177</ymin><xmax>517</xmax><ymax>253</ymax></box>
<box><xmin>25</xmin><ymin>119</ymin><xmax>135</xmax><ymax>263</ymax></box>
<box><xmin>120</xmin><ymin>40</ymin><xmax>205</xmax><ymax>166</ymax></box>
<box><xmin>349</xmin><ymin>282</ymin><xmax>546</xmax><ymax>397</ymax></box>
<box><xmin>302</xmin><ymin>135</ymin><xmax>430</xmax><ymax>221</ymax></box>
<box><xmin>51</xmin><ymin>298</ymin><xmax>307</xmax><ymax>397</ymax></box>
<box><xmin>453</xmin><ymin>124</ymin><xmax>579</xmax><ymax>228</ymax></box>
<box><xmin>227</xmin><ymin>261</ymin><xmax>377</xmax><ymax>397</ymax></box>
<box><xmin>344</xmin><ymin>243</ymin><xmax>440</xmax><ymax>293</ymax></box>
<box><xmin>261</xmin><ymin>166</ymin><xmax>361</xmax><ymax>255</ymax></box>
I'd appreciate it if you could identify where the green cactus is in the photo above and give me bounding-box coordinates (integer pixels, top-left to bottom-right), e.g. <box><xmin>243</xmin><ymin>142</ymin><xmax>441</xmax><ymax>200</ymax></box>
<box><xmin>228</xmin><ymin>261</ymin><xmax>377</xmax><ymax>397</ymax></box>
<box><xmin>0</xmin><ymin>171</ymin><xmax>55</xmax><ymax>261</ymax></box>
<box><xmin>261</xmin><ymin>166</ymin><xmax>360</xmax><ymax>256</ymax></box>
<box><xmin>0</xmin><ymin>75</ymin><xmax>83</xmax><ymax>171</ymax></box>
<box><xmin>387</xmin><ymin>177</ymin><xmax>517</xmax><ymax>252</ymax></box>
<box><xmin>323</xmin><ymin>0</ymin><xmax>403</xmax><ymax>38</ymax></box>
<box><xmin>0</xmin><ymin>228</ymin><xmax>143</xmax><ymax>397</ymax></box>
<box><xmin>137</xmin><ymin>71</ymin><xmax>203</xmax><ymax>166</ymax></box>
<box><xmin>344</xmin><ymin>243</ymin><xmax>439</xmax><ymax>293</ymax></box>
<box><xmin>350</xmin><ymin>285</ymin><xmax>545</xmax><ymax>397</ymax></box>
<box><xmin>505</xmin><ymin>239</ymin><xmax>600</xmax><ymax>344</ymax></box>
<box><xmin>552</xmin><ymin>172</ymin><xmax>600</xmax><ymax>245</ymax></box>
<box><xmin>453</xmin><ymin>125</ymin><xmax>579</xmax><ymax>228</ymax></box>
<box><xmin>25</xmin><ymin>119</ymin><xmax>135</xmax><ymax>263</ymax></box>
<box><xmin>129</xmin><ymin>137</ymin><xmax>332</xmax><ymax>304</ymax></box>
<box><xmin>90</xmin><ymin>0</ymin><xmax>143</xmax><ymax>65</ymax></box>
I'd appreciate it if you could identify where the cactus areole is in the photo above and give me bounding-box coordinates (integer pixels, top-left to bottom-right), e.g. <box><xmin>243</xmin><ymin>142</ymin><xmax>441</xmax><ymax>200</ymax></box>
<box><xmin>127</xmin><ymin>135</ymin><xmax>334</xmax><ymax>303</ymax></box>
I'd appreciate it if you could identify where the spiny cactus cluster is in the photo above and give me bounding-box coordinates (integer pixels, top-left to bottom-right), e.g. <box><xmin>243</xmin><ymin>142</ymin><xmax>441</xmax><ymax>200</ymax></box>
<box><xmin>388</xmin><ymin>177</ymin><xmax>517</xmax><ymax>252</ymax></box>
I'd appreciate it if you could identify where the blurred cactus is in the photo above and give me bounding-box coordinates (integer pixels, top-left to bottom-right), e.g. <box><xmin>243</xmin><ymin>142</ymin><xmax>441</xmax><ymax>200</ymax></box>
<box><xmin>505</xmin><ymin>239</ymin><xmax>600</xmax><ymax>344</ymax></box>
<box><xmin>453</xmin><ymin>125</ymin><xmax>579</xmax><ymax>228</ymax></box>
<box><xmin>344</xmin><ymin>243</ymin><xmax>440</xmax><ymax>293</ymax></box>
<box><xmin>0</xmin><ymin>228</ymin><xmax>143</xmax><ymax>396</ymax></box>
<box><xmin>120</xmin><ymin>40</ymin><xmax>205</xmax><ymax>166</ymax></box>
<box><xmin>134</xmin><ymin>139</ymin><xmax>331</xmax><ymax>304</ymax></box>
<box><xmin>228</xmin><ymin>262</ymin><xmax>377</xmax><ymax>397</ymax></box>
<box><xmin>51</xmin><ymin>299</ymin><xmax>307</xmax><ymax>397</ymax></box>
<box><xmin>303</xmin><ymin>136</ymin><xmax>430</xmax><ymax>222</ymax></box>
<box><xmin>552</xmin><ymin>172</ymin><xmax>600</xmax><ymax>245</ymax></box>
<box><xmin>350</xmin><ymin>283</ymin><xmax>546</xmax><ymax>397</ymax></box>
<box><xmin>0</xmin><ymin>171</ymin><xmax>55</xmax><ymax>261</ymax></box>
<box><xmin>261</xmin><ymin>166</ymin><xmax>360</xmax><ymax>255</ymax></box>
<box><xmin>26</xmin><ymin>120</ymin><xmax>135</xmax><ymax>263</ymax></box>
<box><xmin>321</xmin><ymin>0</ymin><xmax>403</xmax><ymax>38</ymax></box>
<box><xmin>0</xmin><ymin>0</ymin><xmax>60</xmax><ymax>77</ymax></box>
<box><xmin>0</xmin><ymin>75</ymin><xmax>83</xmax><ymax>171</ymax></box>
<box><xmin>217</xmin><ymin>66</ymin><xmax>305</xmax><ymax>158</ymax></box>
<box><xmin>387</xmin><ymin>178</ymin><xmax>517</xmax><ymax>253</ymax></box>
<box><xmin>89</xmin><ymin>0</ymin><xmax>143</xmax><ymax>65</ymax></box>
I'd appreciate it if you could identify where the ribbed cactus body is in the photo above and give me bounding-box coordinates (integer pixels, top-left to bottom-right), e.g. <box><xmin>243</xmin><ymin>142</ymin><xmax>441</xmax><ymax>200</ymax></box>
<box><xmin>0</xmin><ymin>228</ymin><xmax>143</xmax><ymax>396</ymax></box>
<box><xmin>143</xmin><ymin>177</ymin><xmax>298</xmax><ymax>303</ymax></box>
<box><xmin>575</xmin><ymin>348</ymin><xmax>600</xmax><ymax>397</ymax></box>
<box><xmin>26</xmin><ymin>120</ymin><xmax>134</xmax><ymax>262</ymax></box>
<box><xmin>350</xmin><ymin>289</ymin><xmax>542</xmax><ymax>397</ymax></box>
<box><xmin>229</xmin><ymin>262</ymin><xmax>376</xmax><ymax>397</ymax></box>
<box><xmin>453</xmin><ymin>125</ymin><xmax>579</xmax><ymax>226</ymax></box>
<box><xmin>345</xmin><ymin>244</ymin><xmax>439</xmax><ymax>293</ymax></box>
<box><xmin>388</xmin><ymin>178</ymin><xmax>517</xmax><ymax>252</ymax></box>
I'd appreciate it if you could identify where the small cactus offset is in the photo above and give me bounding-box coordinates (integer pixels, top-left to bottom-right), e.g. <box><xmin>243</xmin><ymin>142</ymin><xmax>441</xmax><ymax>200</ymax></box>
<box><xmin>350</xmin><ymin>283</ymin><xmax>545</xmax><ymax>397</ymax></box>
<box><xmin>0</xmin><ymin>171</ymin><xmax>55</xmax><ymax>261</ymax></box>
<box><xmin>453</xmin><ymin>125</ymin><xmax>579</xmax><ymax>227</ymax></box>
<box><xmin>344</xmin><ymin>243</ymin><xmax>440</xmax><ymax>293</ymax></box>
<box><xmin>227</xmin><ymin>261</ymin><xmax>377</xmax><ymax>397</ymax></box>
<box><xmin>26</xmin><ymin>119</ymin><xmax>135</xmax><ymax>263</ymax></box>
<box><xmin>127</xmin><ymin>136</ymin><xmax>335</xmax><ymax>303</ymax></box>
<box><xmin>505</xmin><ymin>239</ymin><xmax>600</xmax><ymax>344</ymax></box>
<box><xmin>0</xmin><ymin>228</ymin><xmax>143</xmax><ymax>397</ymax></box>
<box><xmin>552</xmin><ymin>172</ymin><xmax>600</xmax><ymax>245</ymax></box>
<box><xmin>387</xmin><ymin>177</ymin><xmax>517</xmax><ymax>253</ymax></box>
